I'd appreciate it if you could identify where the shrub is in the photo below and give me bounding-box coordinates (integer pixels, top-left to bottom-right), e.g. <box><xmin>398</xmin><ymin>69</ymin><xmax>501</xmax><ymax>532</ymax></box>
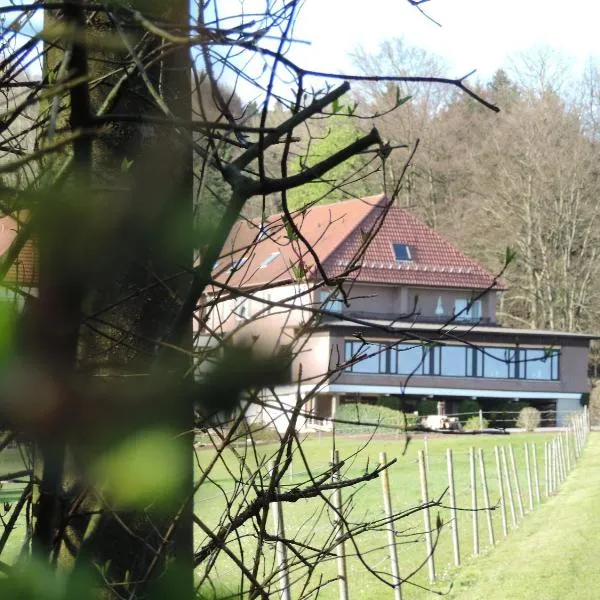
<box><xmin>463</xmin><ymin>415</ymin><xmax>489</xmax><ymax>431</ymax></box>
<box><xmin>335</xmin><ymin>403</ymin><xmax>418</xmax><ymax>433</ymax></box>
<box><xmin>516</xmin><ymin>406</ymin><xmax>541</xmax><ymax>431</ymax></box>
<box><xmin>457</xmin><ymin>399</ymin><xmax>480</xmax><ymax>417</ymax></box>
<box><xmin>416</xmin><ymin>398</ymin><xmax>438</xmax><ymax>415</ymax></box>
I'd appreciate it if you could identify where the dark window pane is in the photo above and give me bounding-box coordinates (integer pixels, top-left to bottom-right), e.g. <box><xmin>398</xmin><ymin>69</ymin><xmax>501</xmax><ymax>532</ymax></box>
<box><xmin>392</xmin><ymin>244</ymin><xmax>412</xmax><ymax>261</ymax></box>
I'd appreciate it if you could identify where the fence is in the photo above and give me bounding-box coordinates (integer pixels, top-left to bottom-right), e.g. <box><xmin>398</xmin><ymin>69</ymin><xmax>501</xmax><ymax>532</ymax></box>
<box><xmin>261</xmin><ymin>407</ymin><xmax>591</xmax><ymax>599</ymax></box>
<box><xmin>443</xmin><ymin>407</ymin><xmax>581</xmax><ymax>429</ymax></box>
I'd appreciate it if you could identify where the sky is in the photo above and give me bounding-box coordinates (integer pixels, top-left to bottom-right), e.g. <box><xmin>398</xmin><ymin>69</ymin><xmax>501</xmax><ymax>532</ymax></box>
<box><xmin>282</xmin><ymin>0</ymin><xmax>600</xmax><ymax>86</ymax></box>
<box><xmin>5</xmin><ymin>0</ymin><xmax>600</xmax><ymax>99</ymax></box>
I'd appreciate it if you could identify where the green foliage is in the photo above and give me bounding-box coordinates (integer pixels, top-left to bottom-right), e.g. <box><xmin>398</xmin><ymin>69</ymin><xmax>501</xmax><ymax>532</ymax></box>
<box><xmin>0</xmin><ymin>558</ymin><xmax>94</xmax><ymax>600</ymax></box>
<box><xmin>516</xmin><ymin>406</ymin><xmax>541</xmax><ymax>431</ymax></box>
<box><xmin>335</xmin><ymin>402</ymin><xmax>418</xmax><ymax>433</ymax></box>
<box><xmin>92</xmin><ymin>427</ymin><xmax>187</xmax><ymax>510</ymax></box>
<box><xmin>463</xmin><ymin>415</ymin><xmax>489</xmax><ymax>431</ymax></box>
<box><xmin>376</xmin><ymin>395</ymin><xmax>405</xmax><ymax>411</ymax></box>
<box><xmin>456</xmin><ymin>399</ymin><xmax>480</xmax><ymax>419</ymax></box>
<box><xmin>286</xmin><ymin>114</ymin><xmax>373</xmax><ymax>210</ymax></box>
<box><xmin>416</xmin><ymin>398</ymin><xmax>438</xmax><ymax>415</ymax></box>
<box><xmin>0</xmin><ymin>301</ymin><xmax>16</xmax><ymax>364</ymax></box>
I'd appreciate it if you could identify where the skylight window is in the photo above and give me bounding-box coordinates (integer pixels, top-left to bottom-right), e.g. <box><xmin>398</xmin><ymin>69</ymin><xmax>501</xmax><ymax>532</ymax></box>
<box><xmin>392</xmin><ymin>243</ymin><xmax>412</xmax><ymax>261</ymax></box>
<box><xmin>257</xmin><ymin>224</ymin><xmax>268</xmax><ymax>242</ymax></box>
<box><xmin>260</xmin><ymin>252</ymin><xmax>279</xmax><ymax>268</ymax></box>
<box><xmin>230</xmin><ymin>257</ymin><xmax>248</xmax><ymax>272</ymax></box>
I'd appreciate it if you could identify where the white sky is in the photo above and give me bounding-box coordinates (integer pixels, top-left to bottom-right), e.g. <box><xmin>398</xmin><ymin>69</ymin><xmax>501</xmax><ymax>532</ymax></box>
<box><xmin>286</xmin><ymin>0</ymin><xmax>600</xmax><ymax>84</ymax></box>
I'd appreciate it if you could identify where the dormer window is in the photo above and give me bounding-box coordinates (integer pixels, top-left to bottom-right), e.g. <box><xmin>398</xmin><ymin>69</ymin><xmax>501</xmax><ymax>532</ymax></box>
<box><xmin>260</xmin><ymin>252</ymin><xmax>279</xmax><ymax>268</ymax></box>
<box><xmin>392</xmin><ymin>243</ymin><xmax>412</xmax><ymax>261</ymax></box>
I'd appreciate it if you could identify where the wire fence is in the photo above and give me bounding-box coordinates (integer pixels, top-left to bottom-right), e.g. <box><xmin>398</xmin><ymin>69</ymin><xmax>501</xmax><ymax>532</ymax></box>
<box><xmin>232</xmin><ymin>407</ymin><xmax>591</xmax><ymax>600</ymax></box>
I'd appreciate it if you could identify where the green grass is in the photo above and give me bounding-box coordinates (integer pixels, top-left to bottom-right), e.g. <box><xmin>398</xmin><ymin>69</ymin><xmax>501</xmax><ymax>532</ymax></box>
<box><xmin>194</xmin><ymin>432</ymin><xmax>556</xmax><ymax>599</ymax></box>
<box><xmin>445</xmin><ymin>432</ymin><xmax>600</xmax><ymax>600</ymax></box>
<box><xmin>1</xmin><ymin>431</ymin><xmax>588</xmax><ymax>600</ymax></box>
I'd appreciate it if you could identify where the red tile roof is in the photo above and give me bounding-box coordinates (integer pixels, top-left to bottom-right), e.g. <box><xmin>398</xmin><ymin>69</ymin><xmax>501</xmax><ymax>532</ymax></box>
<box><xmin>213</xmin><ymin>195</ymin><xmax>504</xmax><ymax>292</ymax></box>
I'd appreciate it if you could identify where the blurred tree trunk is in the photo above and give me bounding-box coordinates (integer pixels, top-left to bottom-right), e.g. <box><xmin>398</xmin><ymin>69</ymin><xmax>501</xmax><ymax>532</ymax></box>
<box><xmin>35</xmin><ymin>2</ymin><xmax>194</xmax><ymax>597</ymax></box>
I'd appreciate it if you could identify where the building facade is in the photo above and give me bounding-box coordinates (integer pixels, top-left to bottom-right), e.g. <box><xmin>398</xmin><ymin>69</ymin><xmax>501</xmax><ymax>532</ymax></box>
<box><xmin>201</xmin><ymin>195</ymin><xmax>593</xmax><ymax>429</ymax></box>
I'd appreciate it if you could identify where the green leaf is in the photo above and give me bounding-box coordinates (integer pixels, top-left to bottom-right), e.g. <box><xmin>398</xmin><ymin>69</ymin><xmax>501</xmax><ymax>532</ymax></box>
<box><xmin>283</xmin><ymin>216</ymin><xmax>298</xmax><ymax>241</ymax></box>
<box><xmin>291</xmin><ymin>261</ymin><xmax>306</xmax><ymax>281</ymax></box>
<box><xmin>395</xmin><ymin>87</ymin><xmax>412</xmax><ymax>107</ymax></box>
<box><xmin>120</xmin><ymin>157</ymin><xmax>134</xmax><ymax>172</ymax></box>
<box><xmin>332</xmin><ymin>97</ymin><xmax>342</xmax><ymax>114</ymax></box>
<box><xmin>504</xmin><ymin>246</ymin><xmax>517</xmax><ymax>266</ymax></box>
<box><xmin>92</xmin><ymin>428</ymin><xmax>187</xmax><ymax>510</ymax></box>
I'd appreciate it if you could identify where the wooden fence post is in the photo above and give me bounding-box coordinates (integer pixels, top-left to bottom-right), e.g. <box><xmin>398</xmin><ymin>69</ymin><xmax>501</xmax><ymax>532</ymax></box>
<box><xmin>524</xmin><ymin>443</ymin><xmax>534</xmax><ymax>512</ymax></box>
<box><xmin>269</xmin><ymin>462</ymin><xmax>291</xmax><ymax>600</ymax></box>
<box><xmin>418</xmin><ymin>450</ymin><xmax>436</xmax><ymax>583</ymax></box>
<box><xmin>331</xmin><ymin>450</ymin><xmax>348</xmax><ymax>600</ymax></box>
<box><xmin>469</xmin><ymin>447</ymin><xmax>479</xmax><ymax>556</ymax></box>
<box><xmin>531</xmin><ymin>443</ymin><xmax>541</xmax><ymax>505</ymax></box>
<box><xmin>501</xmin><ymin>446</ymin><xmax>517</xmax><ymax>528</ymax></box>
<box><xmin>508</xmin><ymin>445</ymin><xmax>525</xmax><ymax>518</ymax></box>
<box><xmin>446</xmin><ymin>448</ymin><xmax>461</xmax><ymax>567</ymax></box>
<box><xmin>478</xmin><ymin>448</ymin><xmax>495</xmax><ymax>547</ymax></box>
<box><xmin>494</xmin><ymin>446</ymin><xmax>508</xmax><ymax>537</ymax></box>
<box><xmin>558</xmin><ymin>436</ymin><xmax>566</xmax><ymax>483</ymax></box>
<box><xmin>544</xmin><ymin>442</ymin><xmax>552</xmax><ymax>498</ymax></box>
<box><xmin>379</xmin><ymin>452</ymin><xmax>402</xmax><ymax>600</ymax></box>
<box><xmin>550</xmin><ymin>439</ymin><xmax>557</xmax><ymax>493</ymax></box>
<box><xmin>565</xmin><ymin>430</ymin><xmax>571</xmax><ymax>472</ymax></box>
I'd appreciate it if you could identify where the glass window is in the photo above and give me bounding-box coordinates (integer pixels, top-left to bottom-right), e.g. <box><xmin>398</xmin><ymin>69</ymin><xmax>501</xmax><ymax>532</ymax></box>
<box><xmin>397</xmin><ymin>343</ymin><xmax>424</xmax><ymax>375</ymax></box>
<box><xmin>454</xmin><ymin>298</ymin><xmax>482</xmax><ymax>321</ymax></box>
<box><xmin>524</xmin><ymin>349</ymin><xmax>553</xmax><ymax>380</ymax></box>
<box><xmin>440</xmin><ymin>346</ymin><xmax>467</xmax><ymax>377</ymax></box>
<box><xmin>350</xmin><ymin>343</ymin><xmax>380</xmax><ymax>373</ymax></box>
<box><xmin>423</xmin><ymin>345</ymin><xmax>440</xmax><ymax>375</ymax></box>
<box><xmin>230</xmin><ymin>256</ymin><xmax>248</xmax><ymax>271</ymax></box>
<box><xmin>260</xmin><ymin>252</ymin><xmax>279</xmax><ymax>268</ymax></box>
<box><xmin>435</xmin><ymin>296</ymin><xmax>445</xmax><ymax>316</ymax></box>
<box><xmin>467</xmin><ymin>347</ymin><xmax>484</xmax><ymax>377</ymax></box>
<box><xmin>483</xmin><ymin>347</ymin><xmax>512</xmax><ymax>378</ymax></box>
<box><xmin>320</xmin><ymin>291</ymin><xmax>343</xmax><ymax>313</ymax></box>
<box><xmin>392</xmin><ymin>243</ymin><xmax>412</xmax><ymax>261</ymax></box>
<box><xmin>454</xmin><ymin>298</ymin><xmax>468</xmax><ymax>320</ymax></box>
<box><xmin>552</xmin><ymin>352</ymin><xmax>560</xmax><ymax>380</ymax></box>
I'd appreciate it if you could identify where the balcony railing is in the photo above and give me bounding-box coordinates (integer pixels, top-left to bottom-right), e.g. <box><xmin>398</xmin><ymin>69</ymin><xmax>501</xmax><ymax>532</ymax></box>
<box><xmin>324</xmin><ymin>310</ymin><xmax>495</xmax><ymax>326</ymax></box>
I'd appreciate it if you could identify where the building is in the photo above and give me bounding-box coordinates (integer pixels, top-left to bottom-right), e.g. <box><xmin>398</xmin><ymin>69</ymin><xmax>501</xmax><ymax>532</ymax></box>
<box><xmin>200</xmin><ymin>194</ymin><xmax>593</xmax><ymax>430</ymax></box>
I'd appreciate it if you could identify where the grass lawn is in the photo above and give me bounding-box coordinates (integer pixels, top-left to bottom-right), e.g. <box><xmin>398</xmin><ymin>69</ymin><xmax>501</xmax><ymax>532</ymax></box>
<box><xmin>1</xmin><ymin>430</ymin><xmax>587</xmax><ymax>600</ymax></box>
<box><xmin>194</xmin><ymin>431</ymin><xmax>557</xmax><ymax>599</ymax></box>
<box><xmin>444</xmin><ymin>432</ymin><xmax>600</xmax><ymax>600</ymax></box>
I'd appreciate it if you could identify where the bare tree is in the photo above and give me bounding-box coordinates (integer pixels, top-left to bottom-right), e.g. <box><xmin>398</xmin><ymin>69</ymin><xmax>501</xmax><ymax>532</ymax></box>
<box><xmin>0</xmin><ymin>2</ymin><xmax>498</xmax><ymax>599</ymax></box>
